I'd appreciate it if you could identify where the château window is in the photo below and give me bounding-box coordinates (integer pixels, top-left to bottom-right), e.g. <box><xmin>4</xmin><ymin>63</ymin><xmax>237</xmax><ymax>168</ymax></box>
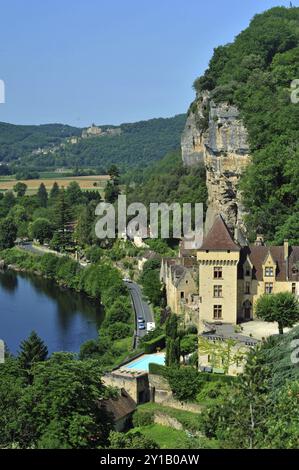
<box><xmin>213</xmin><ymin>285</ymin><xmax>223</xmax><ymax>298</ymax></box>
<box><xmin>245</xmin><ymin>282</ymin><xmax>250</xmax><ymax>294</ymax></box>
<box><xmin>265</xmin><ymin>267</ymin><xmax>274</xmax><ymax>277</ymax></box>
<box><xmin>213</xmin><ymin>305</ymin><xmax>222</xmax><ymax>319</ymax></box>
<box><xmin>245</xmin><ymin>268</ymin><xmax>251</xmax><ymax>277</ymax></box>
<box><xmin>265</xmin><ymin>282</ymin><xmax>273</xmax><ymax>294</ymax></box>
<box><xmin>214</xmin><ymin>267</ymin><xmax>223</xmax><ymax>279</ymax></box>
<box><xmin>180</xmin><ymin>291</ymin><xmax>185</xmax><ymax>299</ymax></box>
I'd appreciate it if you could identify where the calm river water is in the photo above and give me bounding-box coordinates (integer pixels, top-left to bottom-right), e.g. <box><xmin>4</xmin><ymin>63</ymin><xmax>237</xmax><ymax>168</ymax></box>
<box><xmin>0</xmin><ymin>270</ymin><xmax>103</xmax><ymax>354</ymax></box>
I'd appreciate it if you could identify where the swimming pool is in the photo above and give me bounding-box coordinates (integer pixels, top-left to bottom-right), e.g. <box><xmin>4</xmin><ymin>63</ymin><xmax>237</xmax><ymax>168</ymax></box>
<box><xmin>125</xmin><ymin>353</ymin><xmax>165</xmax><ymax>372</ymax></box>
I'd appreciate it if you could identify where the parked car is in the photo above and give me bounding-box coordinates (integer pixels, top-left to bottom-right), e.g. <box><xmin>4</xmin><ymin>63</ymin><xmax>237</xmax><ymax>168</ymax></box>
<box><xmin>138</xmin><ymin>323</ymin><xmax>146</xmax><ymax>330</ymax></box>
<box><xmin>137</xmin><ymin>315</ymin><xmax>144</xmax><ymax>323</ymax></box>
<box><xmin>122</xmin><ymin>278</ymin><xmax>132</xmax><ymax>283</ymax></box>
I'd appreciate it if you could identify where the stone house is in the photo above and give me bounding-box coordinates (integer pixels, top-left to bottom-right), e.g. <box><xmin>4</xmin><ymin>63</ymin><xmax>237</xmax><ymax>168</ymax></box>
<box><xmin>100</xmin><ymin>389</ymin><xmax>136</xmax><ymax>432</ymax></box>
<box><xmin>197</xmin><ymin>322</ymin><xmax>258</xmax><ymax>375</ymax></box>
<box><xmin>160</xmin><ymin>257</ymin><xmax>198</xmax><ymax>324</ymax></box>
<box><xmin>103</xmin><ymin>369</ymin><xmax>150</xmax><ymax>405</ymax></box>
<box><xmin>198</xmin><ymin>215</ymin><xmax>299</xmax><ymax>324</ymax></box>
<box><xmin>161</xmin><ymin>214</ymin><xmax>299</xmax><ymax>326</ymax></box>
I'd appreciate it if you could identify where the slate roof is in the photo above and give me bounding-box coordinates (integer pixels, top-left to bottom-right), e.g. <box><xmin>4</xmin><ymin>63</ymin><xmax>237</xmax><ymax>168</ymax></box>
<box><xmin>101</xmin><ymin>389</ymin><xmax>136</xmax><ymax>422</ymax></box>
<box><xmin>240</xmin><ymin>245</ymin><xmax>299</xmax><ymax>282</ymax></box>
<box><xmin>199</xmin><ymin>215</ymin><xmax>240</xmax><ymax>252</ymax></box>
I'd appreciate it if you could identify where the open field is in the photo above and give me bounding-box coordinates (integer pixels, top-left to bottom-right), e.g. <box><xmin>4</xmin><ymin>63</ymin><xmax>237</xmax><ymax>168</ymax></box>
<box><xmin>0</xmin><ymin>174</ymin><xmax>110</xmax><ymax>194</ymax></box>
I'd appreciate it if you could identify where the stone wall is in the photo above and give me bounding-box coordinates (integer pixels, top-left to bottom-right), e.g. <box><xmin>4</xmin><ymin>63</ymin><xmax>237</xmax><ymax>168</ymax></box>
<box><xmin>103</xmin><ymin>371</ymin><xmax>150</xmax><ymax>404</ymax></box>
<box><xmin>148</xmin><ymin>373</ymin><xmax>202</xmax><ymax>413</ymax></box>
<box><xmin>153</xmin><ymin>412</ymin><xmax>183</xmax><ymax>430</ymax></box>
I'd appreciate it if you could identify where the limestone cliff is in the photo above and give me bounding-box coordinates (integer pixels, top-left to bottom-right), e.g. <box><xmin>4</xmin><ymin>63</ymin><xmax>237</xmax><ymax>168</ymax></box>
<box><xmin>181</xmin><ymin>92</ymin><xmax>250</xmax><ymax>237</ymax></box>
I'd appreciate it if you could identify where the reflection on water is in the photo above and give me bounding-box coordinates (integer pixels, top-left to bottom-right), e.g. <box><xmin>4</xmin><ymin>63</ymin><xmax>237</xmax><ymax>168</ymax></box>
<box><xmin>0</xmin><ymin>270</ymin><xmax>18</xmax><ymax>293</ymax></box>
<box><xmin>0</xmin><ymin>270</ymin><xmax>103</xmax><ymax>355</ymax></box>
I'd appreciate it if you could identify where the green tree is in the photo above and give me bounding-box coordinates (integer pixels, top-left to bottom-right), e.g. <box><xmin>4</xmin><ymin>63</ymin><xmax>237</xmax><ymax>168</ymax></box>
<box><xmin>106</xmin><ymin>322</ymin><xmax>132</xmax><ymax>340</ymax></box>
<box><xmin>139</xmin><ymin>260</ymin><xmax>163</xmax><ymax>307</ymax></box>
<box><xmin>255</xmin><ymin>292</ymin><xmax>299</xmax><ymax>334</ymax></box>
<box><xmin>108</xmin><ymin>164</ymin><xmax>120</xmax><ymax>183</ymax></box>
<box><xmin>66</xmin><ymin>181</ymin><xmax>84</xmax><ymax>205</ymax></box>
<box><xmin>0</xmin><ymin>358</ymin><xmax>26</xmax><ymax>447</ymax></box>
<box><xmin>18</xmin><ymin>331</ymin><xmax>48</xmax><ymax>370</ymax></box>
<box><xmin>180</xmin><ymin>334</ymin><xmax>198</xmax><ymax>363</ymax></box>
<box><xmin>165</xmin><ymin>314</ymin><xmax>180</xmax><ymax>367</ymax></box>
<box><xmin>30</xmin><ymin>218</ymin><xmax>53</xmax><ymax>243</ymax></box>
<box><xmin>53</xmin><ymin>188</ymin><xmax>72</xmax><ymax>250</ymax></box>
<box><xmin>37</xmin><ymin>183</ymin><xmax>48</xmax><ymax>207</ymax></box>
<box><xmin>104</xmin><ymin>180</ymin><xmax>120</xmax><ymax>204</ymax></box>
<box><xmin>2</xmin><ymin>191</ymin><xmax>16</xmax><ymax>213</ymax></box>
<box><xmin>13</xmin><ymin>182</ymin><xmax>27</xmax><ymax>197</ymax></box>
<box><xmin>201</xmin><ymin>347</ymin><xmax>270</xmax><ymax>449</ymax></box>
<box><xmin>263</xmin><ymin>380</ymin><xmax>299</xmax><ymax>449</ymax></box>
<box><xmin>0</xmin><ymin>217</ymin><xmax>17</xmax><ymax>248</ymax></box>
<box><xmin>50</xmin><ymin>182</ymin><xmax>60</xmax><ymax>200</ymax></box>
<box><xmin>166</xmin><ymin>366</ymin><xmax>200</xmax><ymax>401</ymax></box>
<box><xmin>74</xmin><ymin>203</ymin><xmax>95</xmax><ymax>247</ymax></box>
<box><xmin>15</xmin><ymin>353</ymin><xmax>114</xmax><ymax>448</ymax></box>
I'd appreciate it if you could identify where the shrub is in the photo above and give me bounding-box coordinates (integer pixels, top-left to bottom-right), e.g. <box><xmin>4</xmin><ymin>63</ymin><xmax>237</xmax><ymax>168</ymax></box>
<box><xmin>106</xmin><ymin>322</ymin><xmax>132</xmax><ymax>340</ymax></box>
<box><xmin>148</xmin><ymin>363</ymin><xmax>166</xmax><ymax>376</ymax></box>
<box><xmin>196</xmin><ymin>381</ymin><xmax>230</xmax><ymax>405</ymax></box>
<box><xmin>143</xmin><ymin>334</ymin><xmax>166</xmax><ymax>354</ymax></box>
<box><xmin>166</xmin><ymin>366</ymin><xmax>201</xmax><ymax>402</ymax></box>
<box><xmin>132</xmin><ymin>410</ymin><xmax>154</xmax><ymax>427</ymax></box>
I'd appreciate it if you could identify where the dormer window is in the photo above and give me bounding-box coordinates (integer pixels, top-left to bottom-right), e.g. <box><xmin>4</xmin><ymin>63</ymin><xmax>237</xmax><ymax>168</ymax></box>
<box><xmin>292</xmin><ymin>265</ymin><xmax>299</xmax><ymax>274</ymax></box>
<box><xmin>265</xmin><ymin>267</ymin><xmax>274</xmax><ymax>277</ymax></box>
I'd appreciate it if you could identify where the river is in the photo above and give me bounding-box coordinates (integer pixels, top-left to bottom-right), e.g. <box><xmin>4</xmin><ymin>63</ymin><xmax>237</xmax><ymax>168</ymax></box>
<box><xmin>0</xmin><ymin>269</ymin><xmax>103</xmax><ymax>355</ymax></box>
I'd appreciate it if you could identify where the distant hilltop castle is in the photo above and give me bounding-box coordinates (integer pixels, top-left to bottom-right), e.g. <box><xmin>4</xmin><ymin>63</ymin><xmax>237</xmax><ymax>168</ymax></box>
<box><xmin>30</xmin><ymin>123</ymin><xmax>122</xmax><ymax>157</ymax></box>
<box><xmin>81</xmin><ymin>124</ymin><xmax>122</xmax><ymax>139</ymax></box>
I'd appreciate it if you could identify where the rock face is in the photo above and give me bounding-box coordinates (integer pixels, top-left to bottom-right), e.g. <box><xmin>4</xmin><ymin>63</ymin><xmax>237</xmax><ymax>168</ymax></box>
<box><xmin>181</xmin><ymin>92</ymin><xmax>250</xmax><ymax>237</ymax></box>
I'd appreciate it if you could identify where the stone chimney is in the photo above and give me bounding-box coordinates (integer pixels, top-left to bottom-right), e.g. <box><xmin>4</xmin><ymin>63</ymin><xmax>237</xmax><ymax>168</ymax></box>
<box><xmin>284</xmin><ymin>240</ymin><xmax>289</xmax><ymax>281</ymax></box>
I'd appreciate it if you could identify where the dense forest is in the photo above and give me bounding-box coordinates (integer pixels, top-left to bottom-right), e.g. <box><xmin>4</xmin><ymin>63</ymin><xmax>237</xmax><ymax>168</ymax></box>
<box><xmin>126</xmin><ymin>150</ymin><xmax>207</xmax><ymax>210</ymax></box>
<box><xmin>0</xmin><ymin>123</ymin><xmax>81</xmax><ymax>163</ymax></box>
<box><xmin>0</xmin><ymin>115</ymin><xmax>186</xmax><ymax>173</ymax></box>
<box><xmin>193</xmin><ymin>6</ymin><xmax>299</xmax><ymax>243</ymax></box>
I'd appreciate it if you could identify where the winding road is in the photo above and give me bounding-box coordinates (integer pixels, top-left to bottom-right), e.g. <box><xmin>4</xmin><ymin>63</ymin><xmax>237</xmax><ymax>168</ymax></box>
<box><xmin>124</xmin><ymin>281</ymin><xmax>154</xmax><ymax>344</ymax></box>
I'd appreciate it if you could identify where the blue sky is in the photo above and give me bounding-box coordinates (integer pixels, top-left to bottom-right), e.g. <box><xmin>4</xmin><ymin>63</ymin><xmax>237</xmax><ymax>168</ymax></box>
<box><xmin>0</xmin><ymin>0</ymin><xmax>295</xmax><ymax>126</ymax></box>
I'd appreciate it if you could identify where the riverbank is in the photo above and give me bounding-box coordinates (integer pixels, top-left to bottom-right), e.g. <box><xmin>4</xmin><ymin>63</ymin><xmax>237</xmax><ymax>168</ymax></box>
<box><xmin>0</xmin><ymin>248</ymin><xmax>136</xmax><ymax>368</ymax></box>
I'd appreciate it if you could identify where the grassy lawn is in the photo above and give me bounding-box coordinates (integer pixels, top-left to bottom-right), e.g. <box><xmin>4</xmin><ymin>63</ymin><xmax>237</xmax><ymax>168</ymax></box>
<box><xmin>130</xmin><ymin>424</ymin><xmax>198</xmax><ymax>449</ymax></box>
<box><xmin>136</xmin><ymin>402</ymin><xmax>202</xmax><ymax>432</ymax></box>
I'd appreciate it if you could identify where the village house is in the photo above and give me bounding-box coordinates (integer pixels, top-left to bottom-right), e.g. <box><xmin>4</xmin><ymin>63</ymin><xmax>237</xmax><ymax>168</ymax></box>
<box><xmin>160</xmin><ymin>256</ymin><xmax>199</xmax><ymax>325</ymax></box>
<box><xmin>100</xmin><ymin>389</ymin><xmax>136</xmax><ymax>432</ymax></box>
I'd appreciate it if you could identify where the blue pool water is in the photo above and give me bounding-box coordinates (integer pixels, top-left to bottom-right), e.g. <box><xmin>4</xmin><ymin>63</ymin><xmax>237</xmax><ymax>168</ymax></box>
<box><xmin>126</xmin><ymin>353</ymin><xmax>165</xmax><ymax>371</ymax></box>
